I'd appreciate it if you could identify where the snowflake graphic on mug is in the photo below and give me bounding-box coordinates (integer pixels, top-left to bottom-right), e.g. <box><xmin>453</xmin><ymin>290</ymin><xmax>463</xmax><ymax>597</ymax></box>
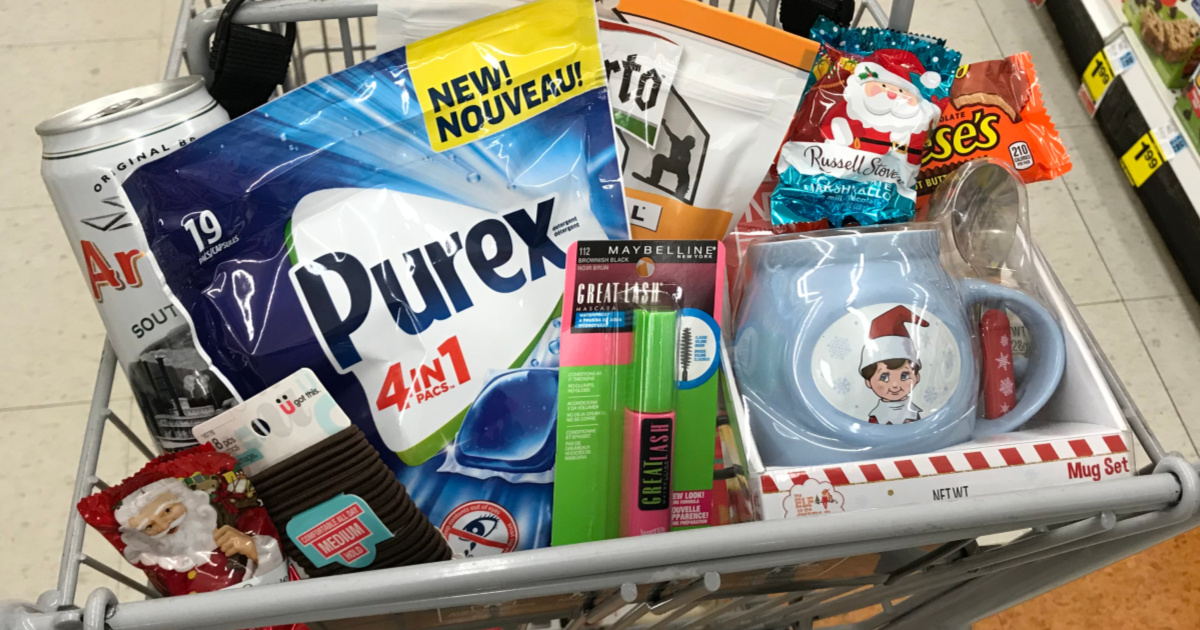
<box><xmin>813</xmin><ymin>303</ymin><xmax>961</xmax><ymax>424</ymax></box>
<box><xmin>827</xmin><ymin>335</ymin><xmax>852</xmax><ymax>360</ymax></box>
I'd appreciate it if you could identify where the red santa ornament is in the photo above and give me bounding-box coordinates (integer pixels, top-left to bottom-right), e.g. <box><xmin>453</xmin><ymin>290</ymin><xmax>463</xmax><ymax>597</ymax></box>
<box><xmin>820</xmin><ymin>50</ymin><xmax>944</xmax><ymax>166</ymax></box>
<box><xmin>113</xmin><ymin>477</ymin><xmax>284</xmax><ymax>593</ymax></box>
<box><xmin>859</xmin><ymin>306</ymin><xmax>930</xmax><ymax>425</ymax></box>
<box><xmin>77</xmin><ymin>446</ymin><xmax>294</xmax><ymax>603</ymax></box>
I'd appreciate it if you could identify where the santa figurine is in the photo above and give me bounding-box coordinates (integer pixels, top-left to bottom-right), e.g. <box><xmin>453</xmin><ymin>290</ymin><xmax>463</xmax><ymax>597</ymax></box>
<box><xmin>114</xmin><ymin>477</ymin><xmax>283</xmax><ymax>592</ymax></box>
<box><xmin>821</xmin><ymin>50</ymin><xmax>945</xmax><ymax>166</ymax></box>
<box><xmin>859</xmin><ymin>305</ymin><xmax>930</xmax><ymax>425</ymax></box>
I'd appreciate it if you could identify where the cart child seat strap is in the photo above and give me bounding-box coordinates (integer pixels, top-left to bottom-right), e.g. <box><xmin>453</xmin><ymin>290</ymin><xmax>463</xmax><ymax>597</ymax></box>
<box><xmin>208</xmin><ymin>0</ymin><xmax>296</xmax><ymax>119</ymax></box>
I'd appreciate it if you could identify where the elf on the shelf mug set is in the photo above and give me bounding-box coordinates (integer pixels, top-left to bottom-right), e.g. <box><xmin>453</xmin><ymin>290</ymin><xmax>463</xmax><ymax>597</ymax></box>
<box><xmin>733</xmin><ymin>223</ymin><xmax>1066</xmax><ymax>466</ymax></box>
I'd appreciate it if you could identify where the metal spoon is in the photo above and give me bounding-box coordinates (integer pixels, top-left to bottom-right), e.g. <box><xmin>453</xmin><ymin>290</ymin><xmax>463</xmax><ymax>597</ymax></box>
<box><xmin>927</xmin><ymin>158</ymin><xmax>1026</xmax><ymax>279</ymax></box>
<box><xmin>927</xmin><ymin>159</ymin><xmax>1030</xmax><ymax>415</ymax></box>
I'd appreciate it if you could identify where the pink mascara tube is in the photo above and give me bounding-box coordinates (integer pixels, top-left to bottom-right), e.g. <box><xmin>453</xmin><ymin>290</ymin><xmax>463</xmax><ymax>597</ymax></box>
<box><xmin>621</xmin><ymin>307</ymin><xmax>677</xmax><ymax>537</ymax></box>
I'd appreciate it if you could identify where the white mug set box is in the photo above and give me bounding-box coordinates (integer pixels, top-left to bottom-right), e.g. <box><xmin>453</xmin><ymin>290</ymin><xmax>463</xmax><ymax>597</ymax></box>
<box><xmin>719</xmin><ymin>228</ymin><xmax>1135</xmax><ymax>522</ymax></box>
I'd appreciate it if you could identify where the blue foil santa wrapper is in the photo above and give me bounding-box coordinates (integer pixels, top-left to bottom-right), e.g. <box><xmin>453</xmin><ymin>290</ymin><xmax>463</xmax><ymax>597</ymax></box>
<box><xmin>772</xmin><ymin>18</ymin><xmax>961</xmax><ymax>227</ymax></box>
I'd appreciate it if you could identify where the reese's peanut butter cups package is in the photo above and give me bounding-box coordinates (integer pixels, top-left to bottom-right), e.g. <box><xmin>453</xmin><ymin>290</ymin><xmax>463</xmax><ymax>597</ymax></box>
<box><xmin>916</xmin><ymin>52</ymin><xmax>1071</xmax><ymax>211</ymax></box>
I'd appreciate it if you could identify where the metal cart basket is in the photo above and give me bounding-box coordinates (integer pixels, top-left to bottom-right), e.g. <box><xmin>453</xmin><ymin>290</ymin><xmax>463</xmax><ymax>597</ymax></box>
<box><xmin>5</xmin><ymin>2</ymin><xmax>1200</xmax><ymax>630</ymax></box>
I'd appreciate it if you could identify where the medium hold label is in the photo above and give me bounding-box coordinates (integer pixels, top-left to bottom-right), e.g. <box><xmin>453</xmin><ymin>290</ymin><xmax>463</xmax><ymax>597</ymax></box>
<box><xmin>288</xmin><ymin>494</ymin><xmax>393</xmax><ymax>569</ymax></box>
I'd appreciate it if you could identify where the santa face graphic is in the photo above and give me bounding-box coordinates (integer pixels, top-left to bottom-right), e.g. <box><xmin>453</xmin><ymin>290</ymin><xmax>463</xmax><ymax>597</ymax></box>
<box><xmin>114</xmin><ymin>477</ymin><xmax>282</xmax><ymax>580</ymax></box>
<box><xmin>843</xmin><ymin>65</ymin><xmax>940</xmax><ymax>137</ymax></box>
<box><xmin>857</xmin><ymin>80</ymin><xmax>924</xmax><ymax>121</ymax></box>
<box><xmin>129</xmin><ymin>493</ymin><xmax>190</xmax><ymax>536</ymax></box>
<box><xmin>116</xmin><ymin>478</ymin><xmax>221</xmax><ymax>572</ymax></box>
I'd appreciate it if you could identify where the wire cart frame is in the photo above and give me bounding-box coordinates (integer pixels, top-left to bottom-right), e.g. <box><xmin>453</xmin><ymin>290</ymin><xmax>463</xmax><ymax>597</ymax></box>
<box><xmin>5</xmin><ymin>2</ymin><xmax>1200</xmax><ymax>630</ymax></box>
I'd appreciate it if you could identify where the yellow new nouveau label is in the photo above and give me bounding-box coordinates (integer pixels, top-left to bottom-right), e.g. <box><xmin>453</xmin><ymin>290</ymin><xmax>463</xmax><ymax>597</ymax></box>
<box><xmin>1082</xmin><ymin>49</ymin><xmax>1115</xmax><ymax>103</ymax></box>
<box><xmin>406</xmin><ymin>0</ymin><xmax>605</xmax><ymax>152</ymax></box>
<box><xmin>1119</xmin><ymin>131</ymin><xmax>1165</xmax><ymax>187</ymax></box>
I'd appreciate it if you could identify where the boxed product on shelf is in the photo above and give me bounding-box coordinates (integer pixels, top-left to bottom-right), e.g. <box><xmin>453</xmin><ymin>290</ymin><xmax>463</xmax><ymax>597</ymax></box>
<box><xmin>1175</xmin><ymin>62</ymin><xmax>1200</xmax><ymax>141</ymax></box>
<box><xmin>1123</xmin><ymin>0</ymin><xmax>1200</xmax><ymax>89</ymax></box>
<box><xmin>718</xmin><ymin>228</ymin><xmax>1135</xmax><ymax>521</ymax></box>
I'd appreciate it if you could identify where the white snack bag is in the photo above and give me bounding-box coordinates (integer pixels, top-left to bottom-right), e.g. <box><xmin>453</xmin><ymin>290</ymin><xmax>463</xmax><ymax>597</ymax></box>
<box><xmin>596</xmin><ymin>21</ymin><xmax>680</xmax><ymax>149</ymax></box>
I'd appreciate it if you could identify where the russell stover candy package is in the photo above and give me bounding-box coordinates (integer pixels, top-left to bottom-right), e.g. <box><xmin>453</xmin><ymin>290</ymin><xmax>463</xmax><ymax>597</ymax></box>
<box><xmin>773</xmin><ymin>18</ymin><xmax>961</xmax><ymax>227</ymax></box>
<box><xmin>122</xmin><ymin>0</ymin><xmax>627</xmax><ymax>554</ymax></box>
<box><xmin>554</xmin><ymin>240</ymin><xmax>725</xmax><ymax>544</ymax></box>
<box><xmin>77</xmin><ymin>446</ymin><xmax>295</xmax><ymax>598</ymax></box>
<box><xmin>915</xmin><ymin>52</ymin><xmax>1071</xmax><ymax>212</ymax></box>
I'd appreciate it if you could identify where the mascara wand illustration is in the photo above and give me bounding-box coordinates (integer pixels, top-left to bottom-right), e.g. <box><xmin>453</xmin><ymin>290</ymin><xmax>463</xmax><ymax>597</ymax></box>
<box><xmin>679</xmin><ymin>326</ymin><xmax>694</xmax><ymax>382</ymax></box>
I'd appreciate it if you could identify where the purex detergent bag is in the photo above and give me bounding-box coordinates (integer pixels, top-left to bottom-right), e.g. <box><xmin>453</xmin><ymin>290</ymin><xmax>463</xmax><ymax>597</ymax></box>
<box><xmin>122</xmin><ymin>0</ymin><xmax>627</xmax><ymax>554</ymax></box>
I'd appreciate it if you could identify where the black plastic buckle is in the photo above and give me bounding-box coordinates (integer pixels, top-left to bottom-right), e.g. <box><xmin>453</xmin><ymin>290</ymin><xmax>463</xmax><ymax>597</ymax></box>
<box><xmin>208</xmin><ymin>0</ymin><xmax>296</xmax><ymax>119</ymax></box>
<box><xmin>779</xmin><ymin>0</ymin><xmax>857</xmax><ymax>36</ymax></box>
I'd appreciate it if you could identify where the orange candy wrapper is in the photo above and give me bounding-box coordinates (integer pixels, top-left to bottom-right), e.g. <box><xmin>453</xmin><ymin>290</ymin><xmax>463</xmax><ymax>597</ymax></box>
<box><xmin>915</xmin><ymin>52</ymin><xmax>1071</xmax><ymax>212</ymax></box>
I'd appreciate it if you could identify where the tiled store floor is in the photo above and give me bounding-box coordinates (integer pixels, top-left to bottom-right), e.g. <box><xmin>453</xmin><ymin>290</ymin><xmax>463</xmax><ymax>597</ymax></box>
<box><xmin>0</xmin><ymin>0</ymin><xmax>1197</xmax><ymax>626</ymax></box>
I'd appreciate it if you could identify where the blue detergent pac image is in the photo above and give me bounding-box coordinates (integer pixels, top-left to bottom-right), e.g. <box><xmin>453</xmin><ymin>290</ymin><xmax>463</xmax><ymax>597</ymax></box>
<box><xmin>122</xmin><ymin>16</ymin><xmax>626</xmax><ymax>555</ymax></box>
<box><xmin>445</xmin><ymin>367</ymin><xmax>559</xmax><ymax>479</ymax></box>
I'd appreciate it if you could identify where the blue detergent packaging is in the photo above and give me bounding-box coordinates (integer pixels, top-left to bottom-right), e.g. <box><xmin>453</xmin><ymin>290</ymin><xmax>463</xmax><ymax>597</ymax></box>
<box><xmin>121</xmin><ymin>0</ymin><xmax>626</xmax><ymax>555</ymax></box>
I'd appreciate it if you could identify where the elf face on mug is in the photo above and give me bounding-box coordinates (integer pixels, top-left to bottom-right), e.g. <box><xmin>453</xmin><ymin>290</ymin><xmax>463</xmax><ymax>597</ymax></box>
<box><xmin>733</xmin><ymin>225</ymin><xmax>1066</xmax><ymax>467</ymax></box>
<box><xmin>854</xmin><ymin>306</ymin><xmax>932</xmax><ymax>425</ymax></box>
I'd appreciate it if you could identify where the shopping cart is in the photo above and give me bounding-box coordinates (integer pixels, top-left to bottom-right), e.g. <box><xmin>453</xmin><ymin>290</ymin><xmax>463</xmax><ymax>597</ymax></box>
<box><xmin>5</xmin><ymin>2</ymin><xmax>1200</xmax><ymax>630</ymax></box>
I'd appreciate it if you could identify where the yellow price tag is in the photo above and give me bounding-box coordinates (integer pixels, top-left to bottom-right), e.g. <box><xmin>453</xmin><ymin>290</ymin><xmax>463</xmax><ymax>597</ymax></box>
<box><xmin>1082</xmin><ymin>49</ymin><xmax>1115</xmax><ymax>103</ymax></box>
<box><xmin>1119</xmin><ymin>131</ymin><xmax>1166</xmax><ymax>187</ymax></box>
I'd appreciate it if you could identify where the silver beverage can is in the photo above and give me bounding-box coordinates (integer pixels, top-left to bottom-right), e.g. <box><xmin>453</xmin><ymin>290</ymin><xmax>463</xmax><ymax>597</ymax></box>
<box><xmin>37</xmin><ymin>76</ymin><xmax>234</xmax><ymax>452</ymax></box>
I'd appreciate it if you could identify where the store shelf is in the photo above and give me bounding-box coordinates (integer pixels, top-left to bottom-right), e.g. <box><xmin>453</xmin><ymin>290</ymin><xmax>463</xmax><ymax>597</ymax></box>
<box><xmin>1046</xmin><ymin>0</ymin><xmax>1200</xmax><ymax>299</ymax></box>
<box><xmin>1087</xmin><ymin>0</ymin><xmax>1127</xmax><ymax>36</ymax></box>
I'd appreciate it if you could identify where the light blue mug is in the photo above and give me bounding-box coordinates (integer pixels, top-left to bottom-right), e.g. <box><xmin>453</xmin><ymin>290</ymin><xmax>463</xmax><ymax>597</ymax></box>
<box><xmin>733</xmin><ymin>226</ymin><xmax>1065</xmax><ymax>467</ymax></box>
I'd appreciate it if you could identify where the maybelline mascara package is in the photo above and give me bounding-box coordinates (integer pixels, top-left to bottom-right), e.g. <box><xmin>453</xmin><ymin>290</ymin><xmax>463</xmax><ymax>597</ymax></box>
<box><xmin>123</xmin><ymin>0</ymin><xmax>627</xmax><ymax>555</ymax></box>
<box><xmin>554</xmin><ymin>240</ymin><xmax>725</xmax><ymax>545</ymax></box>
